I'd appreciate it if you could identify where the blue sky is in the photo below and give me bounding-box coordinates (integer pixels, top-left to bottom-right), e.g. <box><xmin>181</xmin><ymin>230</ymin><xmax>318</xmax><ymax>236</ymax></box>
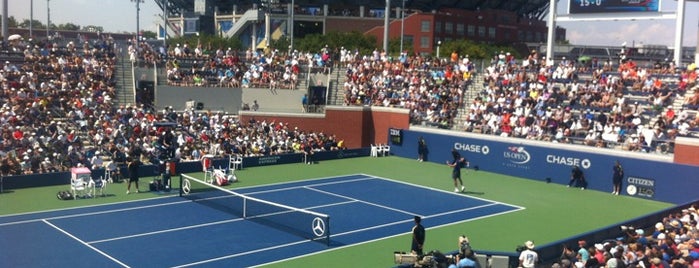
<box><xmin>7</xmin><ymin>0</ymin><xmax>699</xmax><ymax>48</ymax></box>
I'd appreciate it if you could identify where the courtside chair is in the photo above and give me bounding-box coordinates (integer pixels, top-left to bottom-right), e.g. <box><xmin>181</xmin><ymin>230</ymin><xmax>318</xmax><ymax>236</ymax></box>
<box><xmin>202</xmin><ymin>154</ymin><xmax>214</xmax><ymax>184</ymax></box>
<box><xmin>230</xmin><ymin>154</ymin><xmax>243</xmax><ymax>170</ymax></box>
<box><xmin>380</xmin><ymin>144</ymin><xmax>391</xmax><ymax>156</ymax></box>
<box><xmin>91</xmin><ymin>176</ymin><xmax>107</xmax><ymax>197</ymax></box>
<box><xmin>70</xmin><ymin>174</ymin><xmax>91</xmax><ymax>199</ymax></box>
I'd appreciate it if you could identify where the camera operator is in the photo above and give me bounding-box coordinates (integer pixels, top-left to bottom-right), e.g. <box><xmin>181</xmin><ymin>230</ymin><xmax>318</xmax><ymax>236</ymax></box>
<box><xmin>448</xmin><ymin>236</ymin><xmax>480</xmax><ymax>268</ymax></box>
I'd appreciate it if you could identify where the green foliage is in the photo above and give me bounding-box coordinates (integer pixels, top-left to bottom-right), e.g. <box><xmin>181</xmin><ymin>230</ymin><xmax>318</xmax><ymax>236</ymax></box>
<box><xmin>56</xmin><ymin>23</ymin><xmax>80</xmax><ymax>31</ymax></box>
<box><xmin>18</xmin><ymin>19</ymin><xmax>45</xmax><ymax>29</ymax></box>
<box><xmin>0</xmin><ymin>15</ymin><xmax>19</xmax><ymax>28</ymax></box>
<box><xmin>141</xmin><ymin>30</ymin><xmax>157</xmax><ymax>40</ymax></box>
<box><xmin>388</xmin><ymin>37</ymin><xmax>413</xmax><ymax>56</ymax></box>
<box><xmin>440</xmin><ymin>39</ymin><xmax>521</xmax><ymax>59</ymax></box>
<box><xmin>294</xmin><ymin>31</ymin><xmax>377</xmax><ymax>54</ymax></box>
<box><xmin>270</xmin><ymin>36</ymin><xmax>291</xmax><ymax>52</ymax></box>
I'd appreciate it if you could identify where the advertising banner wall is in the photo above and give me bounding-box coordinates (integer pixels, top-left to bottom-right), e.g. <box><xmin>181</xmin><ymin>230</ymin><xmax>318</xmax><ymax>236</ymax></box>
<box><xmin>389</xmin><ymin>129</ymin><xmax>699</xmax><ymax>205</ymax></box>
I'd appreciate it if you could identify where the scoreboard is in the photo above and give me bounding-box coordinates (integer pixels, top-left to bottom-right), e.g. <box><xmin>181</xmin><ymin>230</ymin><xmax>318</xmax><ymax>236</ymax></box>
<box><xmin>568</xmin><ymin>0</ymin><xmax>660</xmax><ymax>14</ymax></box>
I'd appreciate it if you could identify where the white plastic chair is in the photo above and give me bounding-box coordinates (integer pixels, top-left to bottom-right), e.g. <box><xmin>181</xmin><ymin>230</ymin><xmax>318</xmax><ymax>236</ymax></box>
<box><xmin>380</xmin><ymin>144</ymin><xmax>391</xmax><ymax>156</ymax></box>
<box><xmin>104</xmin><ymin>161</ymin><xmax>116</xmax><ymax>183</ymax></box>
<box><xmin>229</xmin><ymin>155</ymin><xmax>243</xmax><ymax>170</ymax></box>
<box><xmin>91</xmin><ymin>176</ymin><xmax>107</xmax><ymax>197</ymax></box>
<box><xmin>370</xmin><ymin>144</ymin><xmax>378</xmax><ymax>157</ymax></box>
<box><xmin>70</xmin><ymin>175</ymin><xmax>92</xmax><ymax>199</ymax></box>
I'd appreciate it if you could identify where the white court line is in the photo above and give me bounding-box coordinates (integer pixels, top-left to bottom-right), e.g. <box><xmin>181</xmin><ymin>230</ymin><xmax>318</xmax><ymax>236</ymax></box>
<box><xmin>0</xmin><ymin>199</ymin><xmax>193</xmax><ymax>227</ymax></box>
<box><xmin>42</xmin><ymin>219</ymin><xmax>131</xmax><ymax>268</ymax></box>
<box><xmin>254</xmin><ymin>204</ymin><xmax>525</xmax><ymax>268</ymax></box>
<box><xmin>88</xmin><ymin>200</ymin><xmax>358</xmax><ymax>244</ymax></box>
<box><xmin>176</xmin><ymin>201</ymin><xmax>518</xmax><ymax>267</ymax></box>
<box><xmin>359</xmin><ymin>173</ymin><xmax>526</xmax><ymax>210</ymax></box>
<box><xmin>237</xmin><ymin>176</ymin><xmax>374</xmax><ymax>196</ymax></box>
<box><xmin>88</xmin><ymin>217</ymin><xmax>245</xmax><ymax>244</ymax></box>
<box><xmin>303</xmin><ymin>186</ymin><xmax>423</xmax><ymax>217</ymax></box>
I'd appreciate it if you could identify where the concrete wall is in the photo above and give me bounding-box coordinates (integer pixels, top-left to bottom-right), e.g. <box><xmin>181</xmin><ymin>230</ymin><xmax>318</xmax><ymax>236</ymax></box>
<box><xmin>155</xmin><ymin>86</ymin><xmax>242</xmax><ymax>113</ymax></box>
<box><xmin>239</xmin><ymin>106</ymin><xmax>410</xmax><ymax>149</ymax></box>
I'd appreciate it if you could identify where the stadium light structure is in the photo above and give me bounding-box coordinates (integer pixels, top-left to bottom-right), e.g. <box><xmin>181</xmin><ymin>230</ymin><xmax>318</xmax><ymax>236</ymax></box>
<box><xmin>289</xmin><ymin>0</ymin><xmax>294</xmax><ymax>52</ymax></box>
<box><xmin>1</xmin><ymin>0</ymin><xmax>8</xmax><ymax>43</ymax></box>
<box><xmin>383</xmin><ymin>0</ymin><xmax>389</xmax><ymax>53</ymax></box>
<box><xmin>133</xmin><ymin>0</ymin><xmax>144</xmax><ymax>48</ymax></box>
<box><xmin>400</xmin><ymin>0</ymin><xmax>405</xmax><ymax>53</ymax></box>
<box><xmin>29</xmin><ymin>0</ymin><xmax>33</xmax><ymax>38</ymax></box>
<box><xmin>46</xmin><ymin>0</ymin><xmax>50</xmax><ymax>39</ymax></box>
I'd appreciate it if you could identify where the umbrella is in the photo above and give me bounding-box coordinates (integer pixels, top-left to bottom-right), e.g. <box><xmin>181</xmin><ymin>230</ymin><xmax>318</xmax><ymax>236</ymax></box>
<box><xmin>7</xmin><ymin>34</ymin><xmax>22</xmax><ymax>41</ymax></box>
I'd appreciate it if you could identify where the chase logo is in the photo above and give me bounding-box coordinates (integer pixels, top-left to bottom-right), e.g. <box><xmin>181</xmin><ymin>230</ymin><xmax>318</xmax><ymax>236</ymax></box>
<box><xmin>454</xmin><ymin>143</ymin><xmax>490</xmax><ymax>155</ymax></box>
<box><xmin>504</xmin><ymin>146</ymin><xmax>531</xmax><ymax>164</ymax></box>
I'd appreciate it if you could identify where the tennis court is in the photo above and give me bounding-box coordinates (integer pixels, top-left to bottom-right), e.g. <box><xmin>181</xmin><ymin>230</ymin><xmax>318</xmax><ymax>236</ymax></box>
<box><xmin>0</xmin><ymin>174</ymin><xmax>522</xmax><ymax>268</ymax></box>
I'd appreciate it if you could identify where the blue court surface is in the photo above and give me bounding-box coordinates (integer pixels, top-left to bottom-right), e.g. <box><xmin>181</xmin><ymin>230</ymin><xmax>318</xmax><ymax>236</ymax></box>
<box><xmin>0</xmin><ymin>174</ymin><xmax>523</xmax><ymax>267</ymax></box>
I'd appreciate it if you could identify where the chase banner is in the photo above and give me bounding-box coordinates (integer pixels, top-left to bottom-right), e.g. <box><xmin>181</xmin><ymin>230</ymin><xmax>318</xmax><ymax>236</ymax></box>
<box><xmin>389</xmin><ymin>128</ymin><xmax>699</xmax><ymax>205</ymax></box>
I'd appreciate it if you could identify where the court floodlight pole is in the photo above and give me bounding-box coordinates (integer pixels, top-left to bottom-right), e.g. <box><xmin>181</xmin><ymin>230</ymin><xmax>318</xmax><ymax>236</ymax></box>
<box><xmin>30</xmin><ymin>0</ymin><xmax>33</xmax><ymax>38</ymax></box>
<box><xmin>545</xmin><ymin>0</ymin><xmax>556</xmax><ymax>65</ymax></box>
<box><xmin>1</xmin><ymin>0</ymin><xmax>7</xmax><ymax>43</ymax></box>
<box><xmin>383</xmin><ymin>0</ymin><xmax>389</xmax><ymax>54</ymax></box>
<box><xmin>400</xmin><ymin>0</ymin><xmax>405</xmax><ymax>53</ymax></box>
<box><xmin>673</xmin><ymin>0</ymin><xmax>685</xmax><ymax>67</ymax></box>
<box><xmin>46</xmin><ymin>0</ymin><xmax>50</xmax><ymax>39</ymax></box>
<box><xmin>289</xmin><ymin>0</ymin><xmax>294</xmax><ymax>53</ymax></box>
<box><xmin>133</xmin><ymin>0</ymin><xmax>144</xmax><ymax>48</ymax></box>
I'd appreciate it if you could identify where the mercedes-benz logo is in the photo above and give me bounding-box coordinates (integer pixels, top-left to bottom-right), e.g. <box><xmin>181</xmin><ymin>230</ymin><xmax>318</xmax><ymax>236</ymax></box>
<box><xmin>182</xmin><ymin>179</ymin><xmax>191</xmax><ymax>195</ymax></box>
<box><xmin>312</xmin><ymin>217</ymin><xmax>326</xmax><ymax>237</ymax></box>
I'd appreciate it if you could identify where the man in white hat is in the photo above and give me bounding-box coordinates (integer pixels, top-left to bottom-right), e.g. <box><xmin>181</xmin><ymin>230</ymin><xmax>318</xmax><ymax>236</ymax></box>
<box><xmin>518</xmin><ymin>241</ymin><xmax>538</xmax><ymax>268</ymax></box>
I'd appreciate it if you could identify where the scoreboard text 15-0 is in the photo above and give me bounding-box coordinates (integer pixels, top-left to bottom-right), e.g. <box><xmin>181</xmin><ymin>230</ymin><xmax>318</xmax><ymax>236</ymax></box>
<box><xmin>568</xmin><ymin>0</ymin><xmax>660</xmax><ymax>14</ymax></box>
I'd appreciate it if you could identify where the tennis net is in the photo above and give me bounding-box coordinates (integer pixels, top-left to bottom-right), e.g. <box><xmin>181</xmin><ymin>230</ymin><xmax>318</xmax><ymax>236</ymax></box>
<box><xmin>179</xmin><ymin>173</ymin><xmax>330</xmax><ymax>245</ymax></box>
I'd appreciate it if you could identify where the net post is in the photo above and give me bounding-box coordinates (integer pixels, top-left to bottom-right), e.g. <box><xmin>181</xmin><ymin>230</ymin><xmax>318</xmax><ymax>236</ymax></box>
<box><xmin>179</xmin><ymin>174</ymin><xmax>183</xmax><ymax>197</ymax></box>
<box><xmin>326</xmin><ymin>216</ymin><xmax>330</xmax><ymax>247</ymax></box>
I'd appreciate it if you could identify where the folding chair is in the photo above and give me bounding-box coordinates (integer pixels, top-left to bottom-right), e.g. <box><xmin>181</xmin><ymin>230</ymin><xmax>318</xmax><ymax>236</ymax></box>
<box><xmin>489</xmin><ymin>255</ymin><xmax>509</xmax><ymax>268</ymax></box>
<box><xmin>380</xmin><ymin>144</ymin><xmax>391</xmax><ymax>156</ymax></box>
<box><xmin>70</xmin><ymin>174</ymin><xmax>92</xmax><ymax>199</ymax></box>
<box><xmin>202</xmin><ymin>154</ymin><xmax>214</xmax><ymax>184</ymax></box>
<box><xmin>229</xmin><ymin>154</ymin><xmax>243</xmax><ymax>170</ymax></box>
<box><xmin>91</xmin><ymin>176</ymin><xmax>107</xmax><ymax>197</ymax></box>
<box><xmin>370</xmin><ymin>144</ymin><xmax>378</xmax><ymax>157</ymax></box>
<box><xmin>476</xmin><ymin>254</ymin><xmax>490</xmax><ymax>268</ymax></box>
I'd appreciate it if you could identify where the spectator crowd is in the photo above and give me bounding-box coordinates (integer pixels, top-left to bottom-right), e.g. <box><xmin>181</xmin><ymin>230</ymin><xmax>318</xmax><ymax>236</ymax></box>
<box><xmin>551</xmin><ymin>204</ymin><xmax>699</xmax><ymax>268</ymax></box>
<box><xmin>0</xmin><ymin>37</ymin><xmax>344</xmax><ymax>177</ymax></box>
<box><xmin>335</xmin><ymin>47</ymin><xmax>698</xmax><ymax>154</ymax></box>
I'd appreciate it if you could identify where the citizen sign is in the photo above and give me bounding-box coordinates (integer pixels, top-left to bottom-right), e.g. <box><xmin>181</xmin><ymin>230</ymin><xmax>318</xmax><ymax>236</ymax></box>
<box><xmin>546</xmin><ymin>155</ymin><xmax>591</xmax><ymax>169</ymax></box>
<box><xmin>627</xmin><ymin>176</ymin><xmax>655</xmax><ymax>187</ymax></box>
<box><xmin>454</xmin><ymin>143</ymin><xmax>490</xmax><ymax>155</ymax></box>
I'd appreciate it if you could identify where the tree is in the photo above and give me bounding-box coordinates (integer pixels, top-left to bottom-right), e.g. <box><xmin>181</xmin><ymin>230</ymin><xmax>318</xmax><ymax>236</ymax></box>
<box><xmin>388</xmin><ymin>37</ymin><xmax>413</xmax><ymax>56</ymax></box>
<box><xmin>18</xmin><ymin>19</ymin><xmax>45</xmax><ymax>29</ymax></box>
<box><xmin>0</xmin><ymin>15</ymin><xmax>18</xmax><ymax>28</ymax></box>
<box><xmin>57</xmin><ymin>22</ymin><xmax>81</xmax><ymax>31</ymax></box>
<box><xmin>141</xmin><ymin>30</ymin><xmax>157</xmax><ymax>40</ymax></box>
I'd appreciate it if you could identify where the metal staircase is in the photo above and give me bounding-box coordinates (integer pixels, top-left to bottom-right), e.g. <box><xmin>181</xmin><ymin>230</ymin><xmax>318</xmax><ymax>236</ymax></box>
<box><xmin>452</xmin><ymin>73</ymin><xmax>485</xmax><ymax>130</ymax></box>
<box><xmin>115</xmin><ymin>56</ymin><xmax>135</xmax><ymax>106</ymax></box>
<box><xmin>223</xmin><ymin>9</ymin><xmax>263</xmax><ymax>38</ymax></box>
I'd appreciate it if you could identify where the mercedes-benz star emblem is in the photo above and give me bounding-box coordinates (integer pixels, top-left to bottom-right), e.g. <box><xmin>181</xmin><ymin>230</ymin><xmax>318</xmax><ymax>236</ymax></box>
<box><xmin>312</xmin><ymin>217</ymin><xmax>326</xmax><ymax>237</ymax></box>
